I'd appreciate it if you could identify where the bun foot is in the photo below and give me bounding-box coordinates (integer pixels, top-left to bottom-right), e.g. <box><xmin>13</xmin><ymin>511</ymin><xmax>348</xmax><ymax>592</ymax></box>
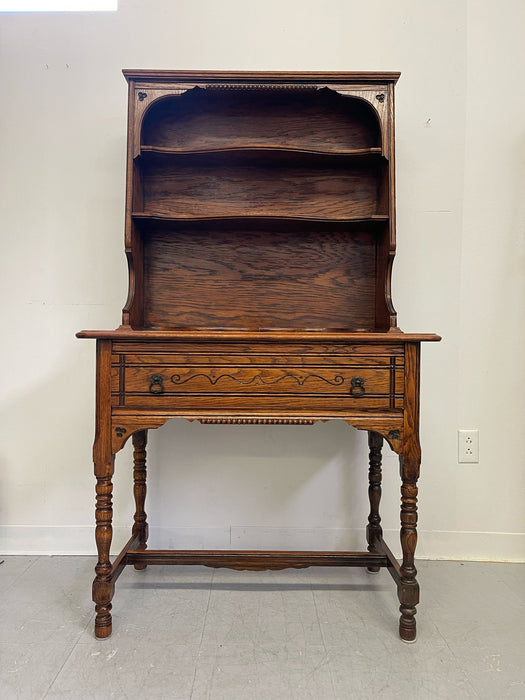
<box><xmin>94</xmin><ymin>605</ymin><xmax>112</xmax><ymax>639</ymax></box>
<box><xmin>399</xmin><ymin>606</ymin><xmax>416</xmax><ymax>642</ymax></box>
<box><xmin>95</xmin><ymin>621</ymin><xmax>112</xmax><ymax>639</ymax></box>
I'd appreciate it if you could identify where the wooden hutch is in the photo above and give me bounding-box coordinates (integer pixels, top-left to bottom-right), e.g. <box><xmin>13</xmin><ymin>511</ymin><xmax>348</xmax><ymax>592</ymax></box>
<box><xmin>77</xmin><ymin>70</ymin><xmax>440</xmax><ymax>642</ymax></box>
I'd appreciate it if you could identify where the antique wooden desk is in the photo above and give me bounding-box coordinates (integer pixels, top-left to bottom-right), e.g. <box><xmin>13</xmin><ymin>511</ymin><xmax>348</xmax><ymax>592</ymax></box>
<box><xmin>77</xmin><ymin>70</ymin><xmax>440</xmax><ymax>642</ymax></box>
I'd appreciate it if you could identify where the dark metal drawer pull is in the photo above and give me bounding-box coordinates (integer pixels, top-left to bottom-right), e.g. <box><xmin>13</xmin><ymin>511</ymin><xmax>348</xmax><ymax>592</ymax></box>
<box><xmin>350</xmin><ymin>376</ymin><xmax>366</xmax><ymax>396</ymax></box>
<box><xmin>149</xmin><ymin>374</ymin><xmax>164</xmax><ymax>394</ymax></box>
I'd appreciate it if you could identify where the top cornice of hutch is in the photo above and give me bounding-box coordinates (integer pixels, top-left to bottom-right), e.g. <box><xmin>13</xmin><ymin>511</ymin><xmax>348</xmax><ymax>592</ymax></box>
<box><xmin>122</xmin><ymin>70</ymin><xmax>401</xmax><ymax>85</ymax></box>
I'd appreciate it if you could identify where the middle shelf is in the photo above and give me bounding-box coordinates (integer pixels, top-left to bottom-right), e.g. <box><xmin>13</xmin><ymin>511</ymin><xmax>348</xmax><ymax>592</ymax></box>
<box><xmin>131</xmin><ymin>212</ymin><xmax>389</xmax><ymax>225</ymax></box>
<box><xmin>133</xmin><ymin>155</ymin><xmax>388</xmax><ymax>221</ymax></box>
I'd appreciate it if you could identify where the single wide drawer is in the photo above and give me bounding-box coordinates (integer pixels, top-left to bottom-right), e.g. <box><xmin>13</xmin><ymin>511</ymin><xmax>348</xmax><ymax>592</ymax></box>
<box><xmin>111</xmin><ymin>351</ymin><xmax>404</xmax><ymax>410</ymax></box>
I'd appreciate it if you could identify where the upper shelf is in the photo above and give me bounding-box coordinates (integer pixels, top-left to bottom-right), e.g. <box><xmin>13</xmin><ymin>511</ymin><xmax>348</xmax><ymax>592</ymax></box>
<box><xmin>138</xmin><ymin>145</ymin><xmax>383</xmax><ymax>160</ymax></box>
<box><xmin>140</xmin><ymin>87</ymin><xmax>383</xmax><ymax>154</ymax></box>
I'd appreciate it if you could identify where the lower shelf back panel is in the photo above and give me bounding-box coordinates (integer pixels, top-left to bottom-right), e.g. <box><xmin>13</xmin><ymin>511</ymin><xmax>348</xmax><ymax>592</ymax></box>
<box><xmin>142</xmin><ymin>227</ymin><xmax>377</xmax><ymax>330</ymax></box>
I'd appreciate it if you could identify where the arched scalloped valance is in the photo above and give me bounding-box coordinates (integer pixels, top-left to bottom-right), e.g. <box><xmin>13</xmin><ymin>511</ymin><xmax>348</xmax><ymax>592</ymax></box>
<box><xmin>140</xmin><ymin>86</ymin><xmax>382</xmax><ymax>154</ymax></box>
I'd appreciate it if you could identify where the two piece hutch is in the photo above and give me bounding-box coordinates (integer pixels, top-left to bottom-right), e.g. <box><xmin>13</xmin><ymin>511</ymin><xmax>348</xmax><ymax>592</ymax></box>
<box><xmin>77</xmin><ymin>70</ymin><xmax>440</xmax><ymax>642</ymax></box>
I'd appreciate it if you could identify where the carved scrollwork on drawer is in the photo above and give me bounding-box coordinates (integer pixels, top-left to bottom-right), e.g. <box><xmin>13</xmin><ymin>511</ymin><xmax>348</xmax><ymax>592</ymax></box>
<box><xmin>169</xmin><ymin>371</ymin><xmax>346</xmax><ymax>388</ymax></box>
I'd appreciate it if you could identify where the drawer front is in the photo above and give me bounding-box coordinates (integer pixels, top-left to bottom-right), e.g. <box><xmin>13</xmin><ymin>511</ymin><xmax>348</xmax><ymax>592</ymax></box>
<box><xmin>111</xmin><ymin>344</ymin><xmax>404</xmax><ymax>411</ymax></box>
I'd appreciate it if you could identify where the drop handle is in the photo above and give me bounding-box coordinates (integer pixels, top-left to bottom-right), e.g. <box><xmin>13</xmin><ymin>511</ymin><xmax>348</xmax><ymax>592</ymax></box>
<box><xmin>350</xmin><ymin>376</ymin><xmax>366</xmax><ymax>396</ymax></box>
<box><xmin>149</xmin><ymin>374</ymin><xmax>164</xmax><ymax>394</ymax></box>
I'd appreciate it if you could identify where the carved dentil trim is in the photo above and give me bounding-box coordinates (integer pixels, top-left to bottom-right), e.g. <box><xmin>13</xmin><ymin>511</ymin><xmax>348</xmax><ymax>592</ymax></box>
<box><xmin>199</xmin><ymin>418</ymin><xmax>315</xmax><ymax>425</ymax></box>
<box><xmin>205</xmin><ymin>84</ymin><xmax>315</xmax><ymax>91</ymax></box>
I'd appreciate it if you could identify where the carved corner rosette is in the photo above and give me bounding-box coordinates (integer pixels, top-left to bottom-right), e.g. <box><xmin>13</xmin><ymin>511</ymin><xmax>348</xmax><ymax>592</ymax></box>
<box><xmin>384</xmin><ymin>428</ymin><xmax>403</xmax><ymax>454</ymax></box>
<box><xmin>111</xmin><ymin>417</ymin><xmax>171</xmax><ymax>454</ymax></box>
<box><xmin>342</xmin><ymin>420</ymin><xmax>404</xmax><ymax>455</ymax></box>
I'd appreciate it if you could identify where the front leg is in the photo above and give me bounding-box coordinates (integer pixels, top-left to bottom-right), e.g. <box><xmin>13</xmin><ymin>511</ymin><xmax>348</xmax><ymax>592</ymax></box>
<box><xmin>132</xmin><ymin>430</ymin><xmax>149</xmax><ymax>570</ymax></box>
<box><xmin>398</xmin><ymin>341</ymin><xmax>421</xmax><ymax>642</ymax></box>
<box><xmin>93</xmin><ymin>461</ymin><xmax>115</xmax><ymax>638</ymax></box>
<box><xmin>92</xmin><ymin>339</ymin><xmax>115</xmax><ymax>638</ymax></box>
<box><xmin>366</xmin><ymin>431</ymin><xmax>383</xmax><ymax>572</ymax></box>
<box><xmin>398</xmin><ymin>459</ymin><xmax>419</xmax><ymax>643</ymax></box>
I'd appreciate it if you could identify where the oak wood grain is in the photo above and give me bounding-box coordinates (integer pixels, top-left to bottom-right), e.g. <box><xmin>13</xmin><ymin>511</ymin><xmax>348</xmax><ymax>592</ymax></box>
<box><xmin>110</xmin><ymin>393</ymin><xmax>403</xmax><ymax>412</ymax></box>
<box><xmin>140</xmin><ymin>162</ymin><xmax>383</xmax><ymax>220</ymax></box>
<box><xmin>113</xmin><ymin>352</ymin><xmax>400</xmax><ymax>366</ymax></box>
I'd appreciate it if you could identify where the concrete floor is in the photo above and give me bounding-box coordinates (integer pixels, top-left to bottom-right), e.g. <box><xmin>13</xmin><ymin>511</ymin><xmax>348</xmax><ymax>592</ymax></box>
<box><xmin>0</xmin><ymin>556</ymin><xmax>524</xmax><ymax>699</ymax></box>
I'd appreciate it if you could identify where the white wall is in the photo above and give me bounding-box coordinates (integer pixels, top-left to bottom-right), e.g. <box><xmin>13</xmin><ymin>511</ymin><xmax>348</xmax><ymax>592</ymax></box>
<box><xmin>1</xmin><ymin>0</ymin><xmax>524</xmax><ymax>560</ymax></box>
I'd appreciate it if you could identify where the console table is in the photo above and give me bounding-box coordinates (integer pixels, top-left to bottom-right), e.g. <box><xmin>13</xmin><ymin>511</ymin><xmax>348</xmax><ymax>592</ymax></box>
<box><xmin>77</xmin><ymin>70</ymin><xmax>440</xmax><ymax>643</ymax></box>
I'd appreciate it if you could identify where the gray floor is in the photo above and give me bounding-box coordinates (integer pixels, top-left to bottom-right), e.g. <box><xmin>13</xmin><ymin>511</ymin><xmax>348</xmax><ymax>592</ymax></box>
<box><xmin>0</xmin><ymin>557</ymin><xmax>524</xmax><ymax>699</ymax></box>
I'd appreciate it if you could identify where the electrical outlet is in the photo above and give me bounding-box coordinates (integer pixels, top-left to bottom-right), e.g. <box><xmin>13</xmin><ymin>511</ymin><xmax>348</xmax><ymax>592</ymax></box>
<box><xmin>458</xmin><ymin>429</ymin><xmax>479</xmax><ymax>463</ymax></box>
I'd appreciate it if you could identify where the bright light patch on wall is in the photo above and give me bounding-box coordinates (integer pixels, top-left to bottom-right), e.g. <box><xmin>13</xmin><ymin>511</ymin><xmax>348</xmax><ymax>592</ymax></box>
<box><xmin>0</xmin><ymin>0</ymin><xmax>117</xmax><ymax>10</ymax></box>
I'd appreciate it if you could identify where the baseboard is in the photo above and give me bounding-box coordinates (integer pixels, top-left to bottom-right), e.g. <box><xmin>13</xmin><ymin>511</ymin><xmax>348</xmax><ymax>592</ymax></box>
<box><xmin>410</xmin><ymin>529</ymin><xmax>525</xmax><ymax>563</ymax></box>
<box><xmin>231</xmin><ymin>527</ymin><xmax>525</xmax><ymax>562</ymax></box>
<box><xmin>0</xmin><ymin>526</ymin><xmax>230</xmax><ymax>556</ymax></box>
<box><xmin>1</xmin><ymin>525</ymin><xmax>523</xmax><ymax>562</ymax></box>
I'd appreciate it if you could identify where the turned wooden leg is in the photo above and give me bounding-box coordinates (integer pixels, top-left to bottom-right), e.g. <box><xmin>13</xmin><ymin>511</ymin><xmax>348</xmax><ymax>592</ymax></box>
<box><xmin>398</xmin><ymin>455</ymin><xmax>420</xmax><ymax>642</ymax></box>
<box><xmin>132</xmin><ymin>430</ymin><xmax>149</xmax><ymax>570</ymax></box>
<box><xmin>397</xmin><ymin>342</ymin><xmax>422</xmax><ymax>641</ymax></box>
<box><xmin>366</xmin><ymin>431</ymin><xmax>383</xmax><ymax>573</ymax></box>
<box><xmin>92</xmin><ymin>339</ymin><xmax>115</xmax><ymax>639</ymax></box>
<box><xmin>92</xmin><ymin>464</ymin><xmax>115</xmax><ymax>639</ymax></box>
